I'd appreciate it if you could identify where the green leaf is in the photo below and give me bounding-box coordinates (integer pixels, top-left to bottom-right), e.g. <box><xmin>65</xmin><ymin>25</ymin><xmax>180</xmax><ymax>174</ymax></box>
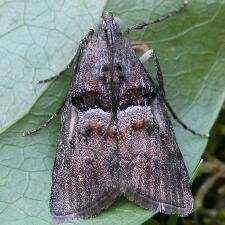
<box><xmin>0</xmin><ymin>0</ymin><xmax>225</xmax><ymax>225</ymax></box>
<box><xmin>167</xmin><ymin>215</ymin><xmax>178</xmax><ymax>225</ymax></box>
<box><xmin>190</xmin><ymin>159</ymin><xmax>203</xmax><ymax>184</ymax></box>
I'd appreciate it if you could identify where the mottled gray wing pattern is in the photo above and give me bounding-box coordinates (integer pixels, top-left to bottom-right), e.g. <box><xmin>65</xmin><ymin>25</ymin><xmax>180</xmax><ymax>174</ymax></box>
<box><xmin>117</xmin><ymin>96</ymin><xmax>193</xmax><ymax>216</ymax></box>
<box><xmin>50</xmin><ymin>100</ymin><xmax>119</xmax><ymax>222</ymax></box>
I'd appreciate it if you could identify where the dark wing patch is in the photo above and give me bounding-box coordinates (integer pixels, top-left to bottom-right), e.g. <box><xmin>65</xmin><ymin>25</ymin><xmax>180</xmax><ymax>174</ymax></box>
<box><xmin>117</xmin><ymin>99</ymin><xmax>193</xmax><ymax>216</ymax></box>
<box><xmin>50</xmin><ymin>101</ymin><xmax>119</xmax><ymax>222</ymax></box>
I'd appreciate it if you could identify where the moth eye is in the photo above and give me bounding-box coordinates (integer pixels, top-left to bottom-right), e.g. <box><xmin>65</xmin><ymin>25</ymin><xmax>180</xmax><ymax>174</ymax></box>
<box><xmin>101</xmin><ymin>65</ymin><xmax>109</xmax><ymax>72</ymax></box>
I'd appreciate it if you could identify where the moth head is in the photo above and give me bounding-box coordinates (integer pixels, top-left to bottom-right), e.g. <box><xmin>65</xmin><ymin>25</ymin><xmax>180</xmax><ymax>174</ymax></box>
<box><xmin>97</xmin><ymin>11</ymin><xmax>120</xmax><ymax>31</ymax></box>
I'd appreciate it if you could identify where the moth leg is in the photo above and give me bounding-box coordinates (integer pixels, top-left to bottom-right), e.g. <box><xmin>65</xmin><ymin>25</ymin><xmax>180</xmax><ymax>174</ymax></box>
<box><xmin>23</xmin><ymin>30</ymin><xmax>94</xmax><ymax>136</ymax></box>
<box><xmin>22</xmin><ymin>99</ymin><xmax>66</xmax><ymax>136</ymax></box>
<box><xmin>143</xmin><ymin>48</ymin><xmax>209</xmax><ymax>137</ymax></box>
<box><xmin>139</xmin><ymin>49</ymin><xmax>165</xmax><ymax>97</ymax></box>
<box><xmin>38</xmin><ymin>29</ymin><xmax>94</xmax><ymax>84</ymax></box>
<box><xmin>125</xmin><ymin>0</ymin><xmax>188</xmax><ymax>34</ymax></box>
<box><xmin>164</xmin><ymin>100</ymin><xmax>209</xmax><ymax>137</ymax></box>
<box><xmin>37</xmin><ymin>62</ymin><xmax>73</xmax><ymax>84</ymax></box>
<box><xmin>139</xmin><ymin>49</ymin><xmax>154</xmax><ymax>64</ymax></box>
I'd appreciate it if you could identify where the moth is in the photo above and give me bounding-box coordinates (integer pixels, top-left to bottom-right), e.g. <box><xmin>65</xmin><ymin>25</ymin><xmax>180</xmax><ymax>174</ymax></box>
<box><xmin>23</xmin><ymin>2</ymin><xmax>208</xmax><ymax>223</ymax></box>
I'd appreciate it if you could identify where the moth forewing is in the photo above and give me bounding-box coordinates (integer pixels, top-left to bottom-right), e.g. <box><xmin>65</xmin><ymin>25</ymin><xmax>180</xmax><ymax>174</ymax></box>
<box><xmin>49</xmin><ymin>10</ymin><xmax>194</xmax><ymax>221</ymax></box>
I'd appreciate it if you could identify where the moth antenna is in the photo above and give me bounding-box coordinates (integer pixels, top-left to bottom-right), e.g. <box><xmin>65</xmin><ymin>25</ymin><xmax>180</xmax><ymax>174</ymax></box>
<box><xmin>125</xmin><ymin>0</ymin><xmax>188</xmax><ymax>34</ymax></box>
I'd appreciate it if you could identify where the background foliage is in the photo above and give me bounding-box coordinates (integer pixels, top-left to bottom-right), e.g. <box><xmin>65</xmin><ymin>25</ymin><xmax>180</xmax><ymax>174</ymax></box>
<box><xmin>0</xmin><ymin>0</ymin><xmax>225</xmax><ymax>225</ymax></box>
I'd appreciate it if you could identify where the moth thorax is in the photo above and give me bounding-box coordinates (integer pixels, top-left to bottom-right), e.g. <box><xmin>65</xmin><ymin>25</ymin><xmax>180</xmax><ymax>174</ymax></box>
<box><xmin>100</xmin><ymin>11</ymin><xmax>120</xmax><ymax>31</ymax></box>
